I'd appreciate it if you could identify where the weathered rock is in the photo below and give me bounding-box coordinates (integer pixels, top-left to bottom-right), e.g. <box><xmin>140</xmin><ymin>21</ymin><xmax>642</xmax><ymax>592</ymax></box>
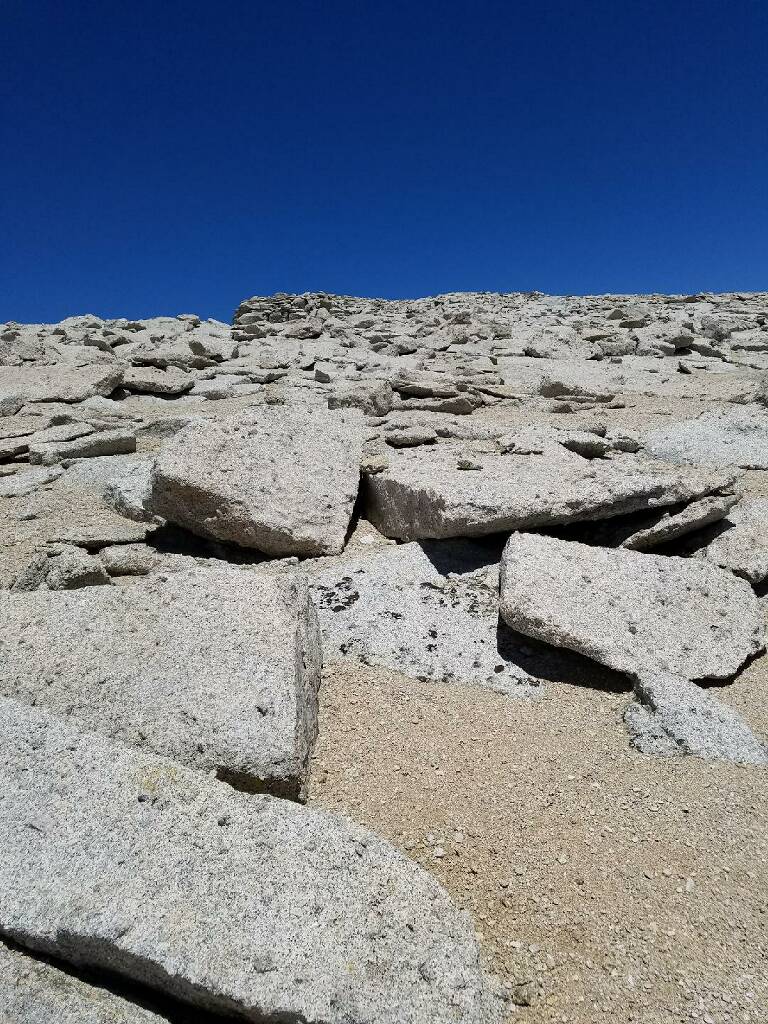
<box><xmin>100</xmin><ymin>457</ymin><xmax>165</xmax><ymax>524</ymax></box>
<box><xmin>366</xmin><ymin>443</ymin><xmax>738</xmax><ymax>541</ymax></box>
<box><xmin>123</xmin><ymin>365</ymin><xmax>193</xmax><ymax>395</ymax></box>
<box><xmin>0</xmin><ymin>564</ymin><xmax>321</xmax><ymax>799</ymax></box>
<box><xmin>28</xmin><ymin>427</ymin><xmax>137</xmax><ymax>465</ymax></box>
<box><xmin>0</xmin><ymin>698</ymin><xmax>505</xmax><ymax>1024</ymax></box>
<box><xmin>499</xmin><ymin>533</ymin><xmax>764</xmax><ymax>681</ymax></box>
<box><xmin>619</xmin><ymin>493</ymin><xmax>739</xmax><ymax>550</ymax></box>
<box><xmin>644</xmin><ymin>408</ymin><xmax>768</xmax><ymax>469</ymax></box>
<box><xmin>150</xmin><ymin>406</ymin><xmax>363</xmax><ymax>556</ymax></box>
<box><xmin>99</xmin><ymin>543</ymin><xmax>159</xmax><ymax>577</ymax></box>
<box><xmin>0</xmin><ymin>941</ymin><xmax>166</xmax><ymax>1024</ymax></box>
<box><xmin>11</xmin><ymin>544</ymin><xmax>112</xmax><ymax>591</ymax></box>
<box><xmin>625</xmin><ymin>674</ymin><xmax>768</xmax><ymax>765</ymax></box>
<box><xmin>327</xmin><ymin>378</ymin><xmax>394</xmax><ymax>416</ymax></box>
<box><xmin>688</xmin><ymin>498</ymin><xmax>768</xmax><ymax>584</ymax></box>
<box><xmin>307</xmin><ymin>539</ymin><xmax>626</xmax><ymax>694</ymax></box>
<box><xmin>0</xmin><ymin>363</ymin><xmax>124</xmax><ymax>404</ymax></box>
<box><xmin>0</xmin><ymin>465</ymin><xmax>63</xmax><ymax>498</ymax></box>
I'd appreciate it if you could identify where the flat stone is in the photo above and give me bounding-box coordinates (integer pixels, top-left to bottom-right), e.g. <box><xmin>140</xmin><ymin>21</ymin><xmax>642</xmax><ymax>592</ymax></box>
<box><xmin>499</xmin><ymin>532</ymin><xmax>764</xmax><ymax>681</ymax></box>
<box><xmin>0</xmin><ymin>698</ymin><xmax>505</xmax><ymax>1024</ymax></box>
<box><xmin>644</xmin><ymin>408</ymin><xmax>768</xmax><ymax>469</ymax></box>
<box><xmin>365</xmin><ymin>442</ymin><xmax>738</xmax><ymax>541</ymax></box>
<box><xmin>0</xmin><ymin>465</ymin><xmax>63</xmax><ymax>498</ymax></box>
<box><xmin>0</xmin><ymin>564</ymin><xmax>321</xmax><ymax>799</ymax></box>
<box><xmin>29</xmin><ymin>427</ymin><xmax>137</xmax><ymax>465</ymax></box>
<box><xmin>99</xmin><ymin>543</ymin><xmax>159</xmax><ymax>576</ymax></box>
<box><xmin>150</xmin><ymin>406</ymin><xmax>363</xmax><ymax>556</ymax></box>
<box><xmin>688</xmin><ymin>498</ymin><xmax>768</xmax><ymax>583</ymax></box>
<box><xmin>307</xmin><ymin>539</ymin><xmax>627</xmax><ymax>695</ymax></box>
<box><xmin>625</xmin><ymin>674</ymin><xmax>768</xmax><ymax>765</ymax></box>
<box><xmin>123</xmin><ymin>365</ymin><xmax>194</xmax><ymax>395</ymax></box>
<box><xmin>619</xmin><ymin>493</ymin><xmax>739</xmax><ymax>550</ymax></box>
<box><xmin>0</xmin><ymin>363</ymin><xmax>124</xmax><ymax>404</ymax></box>
<box><xmin>0</xmin><ymin>940</ymin><xmax>165</xmax><ymax>1024</ymax></box>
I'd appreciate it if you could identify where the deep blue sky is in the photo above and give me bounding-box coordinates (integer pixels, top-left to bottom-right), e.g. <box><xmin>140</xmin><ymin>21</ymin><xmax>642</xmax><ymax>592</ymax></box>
<box><xmin>2</xmin><ymin>0</ymin><xmax>767</xmax><ymax>323</ymax></box>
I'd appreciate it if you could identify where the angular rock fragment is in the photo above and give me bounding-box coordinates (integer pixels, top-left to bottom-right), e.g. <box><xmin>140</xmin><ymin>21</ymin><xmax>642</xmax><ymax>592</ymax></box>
<box><xmin>123</xmin><ymin>365</ymin><xmax>194</xmax><ymax>395</ymax></box>
<box><xmin>0</xmin><ymin>465</ymin><xmax>63</xmax><ymax>498</ymax></box>
<box><xmin>618</xmin><ymin>493</ymin><xmax>739</xmax><ymax>551</ymax></box>
<box><xmin>687</xmin><ymin>498</ymin><xmax>768</xmax><ymax>584</ymax></box>
<box><xmin>150</xmin><ymin>406</ymin><xmax>363</xmax><ymax>556</ymax></box>
<box><xmin>0</xmin><ymin>564</ymin><xmax>321</xmax><ymax>799</ymax></box>
<box><xmin>499</xmin><ymin>533</ymin><xmax>764</xmax><ymax>681</ymax></box>
<box><xmin>12</xmin><ymin>545</ymin><xmax>111</xmax><ymax>591</ymax></box>
<box><xmin>0</xmin><ymin>698</ymin><xmax>505</xmax><ymax>1024</ymax></box>
<box><xmin>0</xmin><ymin>940</ymin><xmax>166</xmax><ymax>1024</ymax></box>
<box><xmin>366</xmin><ymin>442</ymin><xmax>738</xmax><ymax>542</ymax></box>
<box><xmin>29</xmin><ymin>427</ymin><xmax>137</xmax><ymax>465</ymax></box>
<box><xmin>0</xmin><ymin>363</ymin><xmax>124</xmax><ymax>404</ymax></box>
<box><xmin>625</xmin><ymin>674</ymin><xmax>768</xmax><ymax>765</ymax></box>
<box><xmin>307</xmin><ymin>539</ymin><xmax>626</xmax><ymax>694</ymax></box>
<box><xmin>99</xmin><ymin>543</ymin><xmax>159</xmax><ymax>576</ymax></box>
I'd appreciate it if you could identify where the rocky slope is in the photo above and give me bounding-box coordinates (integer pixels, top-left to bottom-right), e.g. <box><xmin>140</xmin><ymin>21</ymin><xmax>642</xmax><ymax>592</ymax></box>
<box><xmin>1</xmin><ymin>290</ymin><xmax>767</xmax><ymax>1022</ymax></box>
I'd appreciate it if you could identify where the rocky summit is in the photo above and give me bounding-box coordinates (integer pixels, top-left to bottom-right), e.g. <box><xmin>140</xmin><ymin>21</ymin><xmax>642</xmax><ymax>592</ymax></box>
<box><xmin>1</xmin><ymin>290</ymin><xmax>767</xmax><ymax>1023</ymax></box>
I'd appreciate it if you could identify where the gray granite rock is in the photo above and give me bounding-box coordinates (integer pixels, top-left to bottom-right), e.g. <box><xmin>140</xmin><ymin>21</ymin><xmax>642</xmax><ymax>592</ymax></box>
<box><xmin>366</xmin><ymin>442</ymin><xmax>738</xmax><ymax>541</ymax></box>
<box><xmin>688</xmin><ymin>498</ymin><xmax>768</xmax><ymax>584</ymax></box>
<box><xmin>0</xmin><ymin>564</ymin><xmax>320</xmax><ymax>799</ymax></box>
<box><xmin>28</xmin><ymin>427</ymin><xmax>137</xmax><ymax>466</ymax></box>
<box><xmin>150</xmin><ymin>406</ymin><xmax>363</xmax><ymax>556</ymax></box>
<box><xmin>0</xmin><ymin>698</ymin><xmax>505</xmax><ymax>1024</ymax></box>
<box><xmin>0</xmin><ymin>363</ymin><xmax>124</xmax><ymax>404</ymax></box>
<box><xmin>0</xmin><ymin>465</ymin><xmax>63</xmax><ymax>498</ymax></box>
<box><xmin>99</xmin><ymin>543</ymin><xmax>159</xmax><ymax>577</ymax></box>
<box><xmin>499</xmin><ymin>533</ymin><xmax>764</xmax><ymax>681</ymax></box>
<box><xmin>307</xmin><ymin>538</ymin><xmax>626</xmax><ymax>695</ymax></box>
<box><xmin>11</xmin><ymin>544</ymin><xmax>112</xmax><ymax>591</ymax></box>
<box><xmin>619</xmin><ymin>493</ymin><xmax>739</xmax><ymax>551</ymax></box>
<box><xmin>123</xmin><ymin>365</ymin><xmax>193</xmax><ymax>395</ymax></box>
<box><xmin>644</xmin><ymin>408</ymin><xmax>768</xmax><ymax>469</ymax></box>
<box><xmin>625</xmin><ymin>674</ymin><xmax>768</xmax><ymax>765</ymax></box>
<box><xmin>0</xmin><ymin>941</ymin><xmax>166</xmax><ymax>1024</ymax></box>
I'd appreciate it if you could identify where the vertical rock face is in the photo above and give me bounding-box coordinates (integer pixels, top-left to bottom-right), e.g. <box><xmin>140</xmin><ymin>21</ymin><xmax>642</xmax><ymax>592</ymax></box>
<box><xmin>0</xmin><ymin>941</ymin><xmax>167</xmax><ymax>1024</ymax></box>
<box><xmin>149</xmin><ymin>405</ymin><xmax>364</xmax><ymax>556</ymax></box>
<box><xmin>498</xmin><ymin>532</ymin><xmax>764</xmax><ymax>681</ymax></box>
<box><xmin>0</xmin><ymin>698</ymin><xmax>506</xmax><ymax>1024</ymax></box>
<box><xmin>0</xmin><ymin>564</ymin><xmax>322</xmax><ymax>800</ymax></box>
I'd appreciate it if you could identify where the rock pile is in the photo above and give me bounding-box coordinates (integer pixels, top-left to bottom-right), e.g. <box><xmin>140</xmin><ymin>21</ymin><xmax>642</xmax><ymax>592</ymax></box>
<box><xmin>1</xmin><ymin>289</ymin><xmax>767</xmax><ymax>1019</ymax></box>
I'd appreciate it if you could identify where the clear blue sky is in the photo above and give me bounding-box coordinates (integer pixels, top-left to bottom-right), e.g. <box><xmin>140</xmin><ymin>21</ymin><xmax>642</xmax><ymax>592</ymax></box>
<box><xmin>2</xmin><ymin>0</ymin><xmax>767</xmax><ymax>323</ymax></box>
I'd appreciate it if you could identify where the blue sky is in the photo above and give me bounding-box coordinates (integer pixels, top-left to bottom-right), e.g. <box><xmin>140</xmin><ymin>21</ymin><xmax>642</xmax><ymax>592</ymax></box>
<box><xmin>2</xmin><ymin>0</ymin><xmax>767</xmax><ymax>322</ymax></box>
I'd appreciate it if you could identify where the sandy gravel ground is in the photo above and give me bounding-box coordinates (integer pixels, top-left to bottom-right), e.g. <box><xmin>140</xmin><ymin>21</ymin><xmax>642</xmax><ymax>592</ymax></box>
<box><xmin>310</xmin><ymin>656</ymin><xmax>768</xmax><ymax>1024</ymax></box>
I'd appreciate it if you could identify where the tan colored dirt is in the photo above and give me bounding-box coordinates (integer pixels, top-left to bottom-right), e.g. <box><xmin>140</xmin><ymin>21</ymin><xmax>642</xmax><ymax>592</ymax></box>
<box><xmin>310</xmin><ymin>654</ymin><xmax>768</xmax><ymax>1024</ymax></box>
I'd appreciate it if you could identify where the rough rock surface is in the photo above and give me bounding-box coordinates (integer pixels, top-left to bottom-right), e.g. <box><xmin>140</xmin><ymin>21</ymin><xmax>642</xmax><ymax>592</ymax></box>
<box><xmin>0</xmin><ymin>698</ymin><xmax>505</xmax><ymax>1024</ymax></box>
<box><xmin>366</xmin><ymin>443</ymin><xmax>738</xmax><ymax>541</ymax></box>
<box><xmin>149</xmin><ymin>406</ymin><xmax>363</xmax><ymax>555</ymax></box>
<box><xmin>644</xmin><ymin>408</ymin><xmax>768</xmax><ymax>469</ymax></box>
<box><xmin>307</xmin><ymin>539</ymin><xmax>622</xmax><ymax>696</ymax></box>
<box><xmin>618</xmin><ymin>493</ymin><xmax>739</xmax><ymax>551</ymax></box>
<box><xmin>0</xmin><ymin>941</ymin><xmax>166</xmax><ymax>1024</ymax></box>
<box><xmin>625</xmin><ymin>674</ymin><xmax>768</xmax><ymax>765</ymax></box>
<box><xmin>0</xmin><ymin>564</ymin><xmax>321</xmax><ymax>799</ymax></box>
<box><xmin>499</xmin><ymin>532</ymin><xmax>764</xmax><ymax>681</ymax></box>
<box><xmin>687</xmin><ymin>498</ymin><xmax>768</xmax><ymax>584</ymax></box>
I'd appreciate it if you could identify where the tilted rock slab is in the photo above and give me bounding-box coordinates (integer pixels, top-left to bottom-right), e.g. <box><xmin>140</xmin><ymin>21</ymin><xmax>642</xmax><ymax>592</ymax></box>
<box><xmin>688</xmin><ymin>498</ymin><xmax>768</xmax><ymax>584</ymax></box>
<box><xmin>625</xmin><ymin>674</ymin><xmax>768</xmax><ymax>766</ymax></box>
<box><xmin>0</xmin><ymin>362</ymin><xmax>124</xmax><ymax>404</ymax></box>
<box><xmin>150</xmin><ymin>405</ymin><xmax>363</xmax><ymax>556</ymax></box>
<box><xmin>0</xmin><ymin>564</ymin><xmax>320</xmax><ymax>799</ymax></box>
<box><xmin>0</xmin><ymin>699</ymin><xmax>505</xmax><ymax>1024</ymax></box>
<box><xmin>499</xmin><ymin>533</ymin><xmax>764</xmax><ymax>682</ymax></box>
<box><xmin>618</xmin><ymin>493</ymin><xmax>739</xmax><ymax>551</ymax></box>
<box><xmin>307</xmin><ymin>539</ymin><xmax>626</xmax><ymax>695</ymax></box>
<box><xmin>366</xmin><ymin>443</ymin><xmax>738</xmax><ymax>541</ymax></box>
<box><xmin>0</xmin><ymin>940</ymin><xmax>165</xmax><ymax>1024</ymax></box>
